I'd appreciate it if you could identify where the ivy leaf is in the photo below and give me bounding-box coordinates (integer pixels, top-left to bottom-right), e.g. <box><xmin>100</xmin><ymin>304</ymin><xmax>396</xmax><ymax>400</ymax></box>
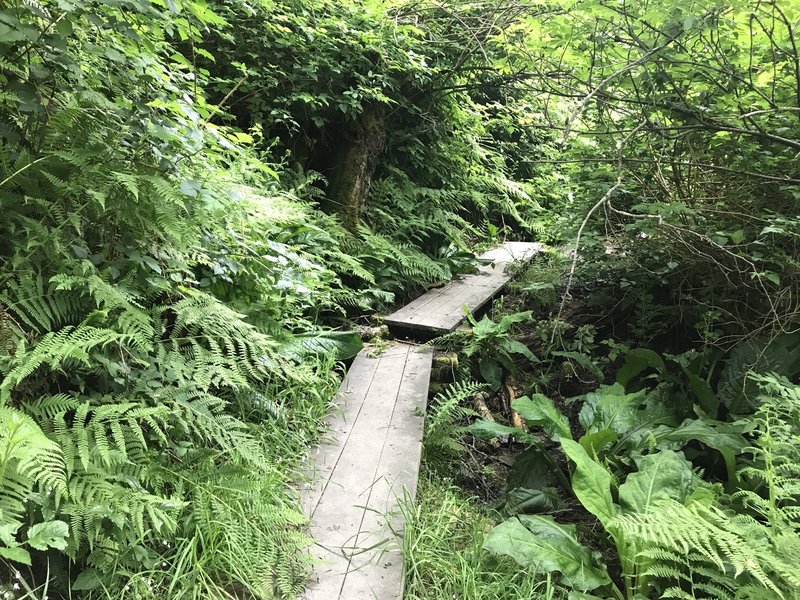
<box><xmin>484</xmin><ymin>515</ymin><xmax>610</xmax><ymax>591</ymax></box>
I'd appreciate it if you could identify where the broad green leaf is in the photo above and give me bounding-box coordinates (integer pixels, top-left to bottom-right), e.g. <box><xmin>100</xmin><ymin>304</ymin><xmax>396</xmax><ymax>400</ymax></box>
<box><xmin>484</xmin><ymin>515</ymin><xmax>610</xmax><ymax>591</ymax></box>
<box><xmin>579</xmin><ymin>384</ymin><xmax>646</xmax><ymax>435</ymax></box>
<box><xmin>579</xmin><ymin>428</ymin><xmax>618</xmax><ymax>456</ymax></box>
<box><xmin>0</xmin><ymin>546</ymin><xmax>31</xmax><ymax>564</ymax></box>
<box><xmin>497</xmin><ymin>310</ymin><xmax>532</xmax><ymax>331</ymax></box>
<box><xmin>655</xmin><ymin>418</ymin><xmax>746</xmax><ymax>484</ymax></box>
<box><xmin>479</xmin><ymin>356</ymin><xmax>502</xmax><ymax>389</ymax></box>
<box><xmin>0</xmin><ymin>522</ymin><xmax>19</xmax><ymax>545</ymax></box>
<box><xmin>657</xmin><ymin>418</ymin><xmax>746</xmax><ymax>454</ymax></box>
<box><xmin>568</xmin><ymin>593</ymin><xmax>607</xmax><ymax>600</ymax></box>
<box><xmin>616</xmin><ymin>348</ymin><xmax>665</xmax><ymax>387</ymax></box>
<box><xmin>502</xmin><ymin>339</ymin><xmax>539</xmax><ymax>363</ymax></box>
<box><xmin>551</xmin><ymin>351</ymin><xmax>604</xmax><ymax>382</ymax></box>
<box><xmin>513</xmin><ymin>394</ymin><xmax>572</xmax><ymax>440</ymax></box>
<box><xmin>507</xmin><ymin>446</ymin><xmax>550</xmax><ymax>490</ymax></box>
<box><xmin>72</xmin><ymin>569</ymin><xmax>102</xmax><ymax>591</ymax></box>
<box><xmin>618</xmin><ymin>451</ymin><xmax>697</xmax><ymax>513</ymax></box>
<box><xmin>281</xmin><ymin>330</ymin><xmax>363</xmax><ymax>361</ymax></box>
<box><xmin>681</xmin><ymin>366</ymin><xmax>719</xmax><ymax>416</ymax></box>
<box><xmin>561</xmin><ymin>439</ymin><xmax>617</xmax><ymax>527</ymax></box>
<box><xmin>26</xmin><ymin>520</ymin><xmax>69</xmax><ymax>551</ymax></box>
<box><xmin>505</xmin><ymin>487</ymin><xmax>561</xmax><ymax>515</ymax></box>
<box><xmin>468</xmin><ymin>420</ymin><xmax>540</xmax><ymax>446</ymax></box>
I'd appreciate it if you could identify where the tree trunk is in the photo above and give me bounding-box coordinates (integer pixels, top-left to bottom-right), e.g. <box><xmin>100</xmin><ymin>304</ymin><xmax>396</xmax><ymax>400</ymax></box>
<box><xmin>327</xmin><ymin>104</ymin><xmax>386</xmax><ymax>231</ymax></box>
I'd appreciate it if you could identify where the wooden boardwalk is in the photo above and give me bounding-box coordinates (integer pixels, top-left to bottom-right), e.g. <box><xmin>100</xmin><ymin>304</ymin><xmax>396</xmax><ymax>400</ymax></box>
<box><xmin>384</xmin><ymin>241</ymin><xmax>543</xmax><ymax>334</ymax></box>
<box><xmin>301</xmin><ymin>343</ymin><xmax>433</xmax><ymax>600</ymax></box>
<box><xmin>300</xmin><ymin>242</ymin><xmax>540</xmax><ymax>599</ymax></box>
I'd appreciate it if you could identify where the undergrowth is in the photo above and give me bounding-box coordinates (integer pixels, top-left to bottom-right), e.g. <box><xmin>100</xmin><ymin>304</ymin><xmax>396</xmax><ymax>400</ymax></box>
<box><xmin>403</xmin><ymin>475</ymin><xmax>554</xmax><ymax>600</ymax></box>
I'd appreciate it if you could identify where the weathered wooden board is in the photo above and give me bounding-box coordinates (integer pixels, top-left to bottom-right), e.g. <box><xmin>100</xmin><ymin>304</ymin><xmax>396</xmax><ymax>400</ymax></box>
<box><xmin>301</xmin><ymin>343</ymin><xmax>433</xmax><ymax>600</ymax></box>
<box><xmin>383</xmin><ymin>241</ymin><xmax>543</xmax><ymax>333</ymax></box>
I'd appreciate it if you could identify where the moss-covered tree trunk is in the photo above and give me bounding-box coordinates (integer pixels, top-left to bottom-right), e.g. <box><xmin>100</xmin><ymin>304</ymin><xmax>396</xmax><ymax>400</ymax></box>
<box><xmin>327</xmin><ymin>104</ymin><xmax>386</xmax><ymax>231</ymax></box>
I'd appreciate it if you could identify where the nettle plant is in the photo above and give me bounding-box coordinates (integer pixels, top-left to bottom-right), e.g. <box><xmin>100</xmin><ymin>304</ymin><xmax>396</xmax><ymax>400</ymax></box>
<box><xmin>476</xmin><ymin>340</ymin><xmax>800</xmax><ymax>599</ymax></box>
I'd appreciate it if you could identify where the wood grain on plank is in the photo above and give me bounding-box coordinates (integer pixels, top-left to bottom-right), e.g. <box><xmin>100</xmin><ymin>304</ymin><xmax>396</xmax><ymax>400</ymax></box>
<box><xmin>301</xmin><ymin>343</ymin><xmax>433</xmax><ymax>600</ymax></box>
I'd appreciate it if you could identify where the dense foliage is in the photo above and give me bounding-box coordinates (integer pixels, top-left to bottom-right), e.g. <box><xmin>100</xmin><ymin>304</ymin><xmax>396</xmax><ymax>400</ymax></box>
<box><xmin>2</xmin><ymin>0</ymin><xmax>799</xmax><ymax>599</ymax></box>
<box><xmin>415</xmin><ymin>1</ymin><xmax>800</xmax><ymax>600</ymax></box>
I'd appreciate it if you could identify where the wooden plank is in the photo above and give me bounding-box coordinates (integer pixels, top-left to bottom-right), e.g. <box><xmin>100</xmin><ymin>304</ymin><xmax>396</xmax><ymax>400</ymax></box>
<box><xmin>340</xmin><ymin>347</ymin><xmax>431</xmax><ymax>599</ymax></box>
<box><xmin>384</xmin><ymin>241</ymin><xmax>543</xmax><ymax>333</ymax></box>
<box><xmin>301</xmin><ymin>343</ymin><xmax>433</xmax><ymax>600</ymax></box>
<box><xmin>300</xmin><ymin>352</ymin><xmax>381</xmax><ymax>515</ymax></box>
<box><xmin>305</xmin><ymin>347</ymin><xmax>409</xmax><ymax>598</ymax></box>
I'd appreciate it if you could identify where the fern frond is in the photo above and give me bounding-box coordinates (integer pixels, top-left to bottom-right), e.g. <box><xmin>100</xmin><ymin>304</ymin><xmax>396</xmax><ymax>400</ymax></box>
<box><xmin>0</xmin><ymin>326</ymin><xmax>136</xmax><ymax>401</ymax></box>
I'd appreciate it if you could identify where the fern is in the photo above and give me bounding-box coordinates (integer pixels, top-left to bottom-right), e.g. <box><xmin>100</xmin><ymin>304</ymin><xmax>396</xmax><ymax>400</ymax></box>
<box><xmin>0</xmin><ymin>326</ymin><xmax>136</xmax><ymax>402</ymax></box>
<box><xmin>0</xmin><ymin>274</ymin><xmax>85</xmax><ymax>333</ymax></box>
<box><xmin>0</xmin><ymin>407</ymin><xmax>67</xmax><ymax>524</ymax></box>
<box><xmin>617</xmin><ymin>375</ymin><xmax>800</xmax><ymax>599</ymax></box>
<box><xmin>717</xmin><ymin>334</ymin><xmax>800</xmax><ymax>413</ymax></box>
<box><xmin>423</xmin><ymin>380</ymin><xmax>482</xmax><ymax>471</ymax></box>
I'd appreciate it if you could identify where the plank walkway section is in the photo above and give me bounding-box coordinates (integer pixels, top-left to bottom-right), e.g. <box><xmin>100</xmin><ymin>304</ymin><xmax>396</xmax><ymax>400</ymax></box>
<box><xmin>301</xmin><ymin>342</ymin><xmax>433</xmax><ymax>600</ymax></box>
<box><xmin>383</xmin><ymin>241</ymin><xmax>543</xmax><ymax>334</ymax></box>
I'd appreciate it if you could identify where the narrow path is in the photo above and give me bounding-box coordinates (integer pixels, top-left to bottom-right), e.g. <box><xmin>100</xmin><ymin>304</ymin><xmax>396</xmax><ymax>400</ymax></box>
<box><xmin>301</xmin><ymin>241</ymin><xmax>541</xmax><ymax>599</ymax></box>
<box><xmin>384</xmin><ymin>242</ymin><xmax>542</xmax><ymax>334</ymax></box>
<box><xmin>301</xmin><ymin>343</ymin><xmax>432</xmax><ymax>600</ymax></box>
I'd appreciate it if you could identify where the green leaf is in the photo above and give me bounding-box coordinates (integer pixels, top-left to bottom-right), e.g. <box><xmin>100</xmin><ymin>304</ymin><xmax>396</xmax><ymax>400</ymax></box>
<box><xmin>579</xmin><ymin>384</ymin><xmax>647</xmax><ymax>435</ymax></box>
<box><xmin>618</xmin><ymin>450</ymin><xmax>698</xmax><ymax>513</ymax></box>
<box><xmin>616</xmin><ymin>348</ymin><xmax>665</xmax><ymax>387</ymax></box>
<box><xmin>0</xmin><ymin>522</ymin><xmax>19</xmax><ymax>545</ymax></box>
<box><xmin>484</xmin><ymin>515</ymin><xmax>610</xmax><ymax>591</ymax></box>
<box><xmin>579</xmin><ymin>428</ymin><xmax>618</xmax><ymax>456</ymax></box>
<box><xmin>497</xmin><ymin>310</ymin><xmax>532</xmax><ymax>331</ymax></box>
<box><xmin>0</xmin><ymin>546</ymin><xmax>31</xmax><ymax>564</ymax></box>
<box><xmin>551</xmin><ymin>350</ymin><xmax>604</xmax><ymax>382</ymax></box>
<box><xmin>568</xmin><ymin>593</ymin><xmax>607</xmax><ymax>600</ymax></box>
<box><xmin>505</xmin><ymin>487</ymin><xmax>561</xmax><ymax>515</ymax></box>
<box><xmin>656</xmin><ymin>418</ymin><xmax>746</xmax><ymax>454</ymax></box>
<box><xmin>281</xmin><ymin>330</ymin><xmax>363</xmax><ymax>360</ymax></box>
<box><xmin>507</xmin><ymin>446</ymin><xmax>550</xmax><ymax>490</ymax></box>
<box><xmin>512</xmin><ymin>394</ymin><xmax>572</xmax><ymax>440</ymax></box>
<box><xmin>561</xmin><ymin>439</ymin><xmax>617</xmax><ymax>527</ymax></box>
<box><xmin>479</xmin><ymin>356</ymin><xmax>502</xmax><ymax>389</ymax></box>
<box><xmin>26</xmin><ymin>520</ymin><xmax>69</xmax><ymax>551</ymax></box>
<box><xmin>502</xmin><ymin>339</ymin><xmax>539</xmax><ymax>363</ymax></box>
<box><xmin>72</xmin><ymin>569</ymin><xmax>102</xmax><ymax>591</ymax></box>
<box><xmin>142</xmin><ymin>255</ymin><xmax>162</xmax><ymax>274</ymax></box>
<box><xmin>468</xmin><ymin>420</ymin><xmax>540</xmax><ymax>446</ymax></box>
<box><xmin>681</xmin><ymin>366</ymin><xmax>719</xmax><ymax>416</ymax></box>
